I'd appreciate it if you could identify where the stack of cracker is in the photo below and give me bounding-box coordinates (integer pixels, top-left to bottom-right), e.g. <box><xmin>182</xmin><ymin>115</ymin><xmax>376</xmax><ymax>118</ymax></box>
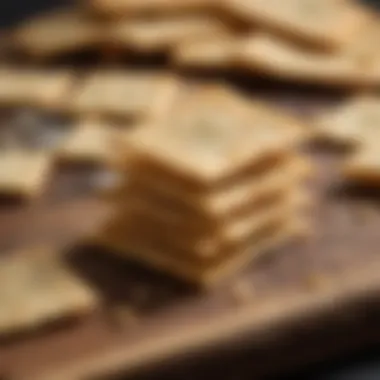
<box><xmin>92</xmin><ymin>86</ymin><xmax>312</xmax><ymax>286</ymax></box>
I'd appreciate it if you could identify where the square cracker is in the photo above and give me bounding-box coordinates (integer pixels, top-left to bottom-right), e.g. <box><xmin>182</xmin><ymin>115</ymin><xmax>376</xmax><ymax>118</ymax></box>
<box><xmin>89</xmin><ymin>0</ymin><xmax>213</xmax><ymax>17</ymax></box>
<box><xmin>172</xmin><ymin>33</ymin><xmax>238</xmax><ymax>69</ymax></box>
<box><xmin>0</xmin><ymin>67</ymin><xmax>74</xmax><ymax>109</ymax></box>
<box><xmin>342</xmin><ymin>143</ymin><xmax>380</xmax><ymax>185</ymax></box>
<box><xmin>123</xmin><ymin>154</ymin><xmax>311</xmax><ymax>219</ymax></box>
<box><xmin>237</xmin><ymin>33</ymin><xmax>380</xmax><ymax>88</ymax></box>
<box><xmin>341</xmin><ymin>17</ymin><xmax>380</xmax><ymax>63</ymax></box>
<box><xmin>0</xmin><ymin>247</ymin><xmax>98</xmax><ymax>335</ymax></box>
<box><xmin>12</xmin><ymin>9</ymin><xmax>105</xmax><ymax>59</ymax></box>
<box><xmin>125</xmin><ymin>85</ymin><xmax>303</xmax><ymax>185</ymax></box>
<box><xmin>69</xmin><ymin>71</ymin><xmax>179</xmax><ymax>120</ymax></box>
<box><xmin>315</xmin><ymin>96</ymin><xmax>380</xmax><ymax>146</ymax></box>
<box><xmin>120</xmin><ymin>188</ymin><xmax>309</xmax><ymax>260</ymax></box>
<box><xmin>0</xmin><ymin>151</ymin><xmax>52</xmax><ymax>198</ymax></box>
<box><xmin>92</xmin><ymin>215</ymin><xmax>305</xmax><ymax>285</ymax></box>
<box><xmin>224</xmin><ymin>0</ymin><xmax>367</xmax><ymax>50</ymax></box>
<box><xmin>55</xmin><ymin>120</ymin><xmax>126</xmax><ymax>166</ymax></box>
<box><xmin>111</xmin><ymin>16</ymin><xmax>229</xmax><ymax>53</ymax></box>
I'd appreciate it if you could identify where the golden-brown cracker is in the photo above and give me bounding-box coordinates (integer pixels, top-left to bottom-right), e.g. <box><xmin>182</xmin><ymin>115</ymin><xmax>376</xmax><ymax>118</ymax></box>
<box><xmin>0</xmin><ymin>151</ymin><xmax>52</xmax><ymax>198</ymax></box>
<box><xmin>0</xmin><ymin>67</ymin><xmax>74</xmax><ymax>109</ymax></box>
<box><xmin>124</xmin><ymin>85</ymin><xmax>304</xmax><ymax>186</ymax></box>
<box><xmin>12</xmin><ymin>9</ymin><xmax>105</xmax><ymax>59</ymax></box>
<box><xmin>119</xmin><ymin>188</ymin><xmax>310</xmax><ymax>260</ymax></box>
<box><xmin>172</xmin><ymin>33</ymin><xmax>237</xmax><ymax>70</ymax></box>
<box><xmin>55</xmin><ymin>119</ymin><xmax>125</xmax><ymax>166</ymax></box>
<box><xmin>89</xmin><ymin>0</ymin><xmax>213</xmax><ymax>17</ymax></box>
<box><xmin>342</xmin><ymin>144</ymin><xmax>380</xmax><ymax>185</ymax></box>
<box><xmin>110</xmin><ymin>16</ymin><xmax>229</xmax><ymax>53</ymax></box>
<box><xmin>119</xmin><ymin>154</ymin><xmax>311</xmax><ymax>219</ymax></box>
<box><xmin>68</xmin><ymin>70</ymin><xmax>179</xmax><ymax>120</ymax></box>
<box><xmin>341</xmin><ymin>17</ymin><xmax>380</xmax><ymax>63</ymax></box>
<box><xmin>315</xmin><ymin>96</ymin><xmax>380</xmax><ymax>146</ymax></box>
<box><xmin>223</xmin><ymin>0</ymin><xmax>368</xmax><ymax>50</ymax></box>
<box><xmin>237</xmin><ymin>33</ymin><xmax>380</xmax><ymax>88</ymax></box>
<box><xmin>0</xmin><ymin>247</ymin><xmax>98</xmax><ymax>335</ymax></box>
<box><xmin>92</xmin><ymin>215</ymin><xmax>305</xmax><ymax>286</ymax></box>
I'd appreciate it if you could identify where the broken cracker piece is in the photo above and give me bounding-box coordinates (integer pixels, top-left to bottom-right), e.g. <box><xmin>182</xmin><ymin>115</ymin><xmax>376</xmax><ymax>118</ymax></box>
<box><xmin>0</xmin><ymin>151</ymin><xmax>52</xmax><ymax>198</ymax></box>
<box><xmin>0</xmin><ymin>247</ymin><xmax>98</xmax><ymax>335</ymax></box>
<box><xmin>69</xmin><ymin>71</ymin><xmax>179</xmax><ymax>120</ymax></box>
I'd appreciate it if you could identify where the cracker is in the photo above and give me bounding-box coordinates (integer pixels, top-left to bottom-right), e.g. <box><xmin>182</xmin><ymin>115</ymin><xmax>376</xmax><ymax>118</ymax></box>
<box><xmin>110</xmin><ymin>16</ymin><xmax>228</xmax><ymax>53</ymax></box>
<box><xmin>237</xmin><ymin>33</ymin><xmax>380</xmax><ymax>87</ymax></box>
<box><xmin>172</xmin><ymin>33</ymin><xmax>237</xmax><ymax>69</ymax></box>
<box><xmin>0</xmin><ymin>151</ymin><xmax>52</xmax><ymax>198</ymax></box>
<box><xmin>12</xmin><ymin>9</ymin><xmax>105</xmax><ymax>59</ymax></box>
<box><xmin>55</xmin><ymin>120</ymin><xmax>125</xmax><ymax>165</ymax></box>
<box><xmin>122</xmin><ymin>155</ymin><xmax>311</xmax><ymax>218</ymax></box>
<box><xmin>89</xmin><ymin>0</ymin><xmax>213</xmax><ymax>17</ymax></box>
<box><xmin>0</xmin><ymin>67</ymin><xmax>74</xmax><ymax>109</ymax></box>
<box><xmin>342</xmin><ymin>144</ymin><xmax>380</xmax><ymax>185</ymax></box>
<box><xmin>120</xmin><ymin>189</ymin><xmax>309</xmax><ymax>259</ymax></box>
<box><xmin>315</xmin><ymin>96</ymin><xmax>380</xmax><ymax>146</ymax></box>
<box><xmin>92</xmin><ymin>216</ymin><xmax>304</xmax><ymax>285</ymax></box>
<box><xmin>341</xmin><ymin>17</ymin><xmax>380</xmax><ymax>63</ymax></box>
<box><xmin>0</xmin><ymin>247</ymin><xmax>98</xmax><ymax>335</ymax></box>
<box><xmin>125</xmin><ymin>85</ymin><xmax>304</xmax><ymax>185</ymax></box>
<box><xmin>69</xmin><ymin>71</ymin><xmax>179</xmax><ymax>120</ymax></box>
<box><xmin>224</xmin><ymin>0</ymin><xmax>367</xmax><ymax>50</ymax></box>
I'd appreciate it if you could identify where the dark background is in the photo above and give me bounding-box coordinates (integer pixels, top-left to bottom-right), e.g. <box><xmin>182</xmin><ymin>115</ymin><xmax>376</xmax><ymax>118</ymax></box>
<box><xmin>1</xmin><ymin>0</ymin><xmax>380</xmax><ymax>379</ymax></box>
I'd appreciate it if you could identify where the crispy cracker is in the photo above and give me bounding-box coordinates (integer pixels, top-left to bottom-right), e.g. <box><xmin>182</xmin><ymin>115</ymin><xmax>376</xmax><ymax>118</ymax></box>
<box><xmin>110</xmin><ymin>16</ymin><xmax>229</xmax><ymax>53</ymax></box>
<box><xmin>12</xmin><ymin>9</ymin><xmax>105</xmax><ymax>59</ymax></box>
<box><xmin>315</xmin><ymin>96</ymin><xmax>380</xmax><ymax>145</ymax></box>
<box><xmin>172</xmin><ymin>33</ymin><xmax>238</xmax><ymax>69</ymax></box>
<box><xmin>224</xmin><ymin>0</ymin><xmax>367</xmax><ymax>49</ymax></box>
<box><xmin>237</xmin><ymin>33</ymin><xmax>380</xmax><ymax>87</ymax></box>
<box><xmin>0</xmin><ymin>67</ymin><xmax>74</xmax><ymax>109</ymax></box>
<box><xmin>68</xmin><ymin>71</ymin><xmax>179</xmax><ymax>120</ymax></box>
<box><xmin>124</xmin><ymin>85</ymin><xmax>304</xmax><ymax>185</ymax></box>
<box><xmin>55</xmin><ymin>120</ymin><xmax>126</xmax><ymax>165</ymax></box>
<box><xmin>0</xmin><ymin>247</ymin><xmax>98</xmax><ymax>335</ymax></box>
<box><xmin>341</xmin><ymin>17</ymin><xmax>380</xmax><ymax>63</ymax></box>
<box><xmin>89</xmin><ymin>0</ymin><xmax>213</xmax><ymax>17</ymax></box>
<box><xmin>92</xmin><ymin>216</ymin><xmax>304</xmax><ymax>285</ymax></box>
<box><xmin>0</xmin><ymin>151</ymin><xmax>52</xmax><ymax>198</ymax></box>
<box><xmin>120</xmin><ymin>189</ymin><xmax>309</xmax><ymax>260</ymax></box>
<box><xmin>121</xmin><ymin>154</ymin><xmax>311</xmax><ymax>219</ymax></box>
<box><xmin>342</xmin><ymin>144</ymin><xmax>380</xmax><ymax>185</ymax></box>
